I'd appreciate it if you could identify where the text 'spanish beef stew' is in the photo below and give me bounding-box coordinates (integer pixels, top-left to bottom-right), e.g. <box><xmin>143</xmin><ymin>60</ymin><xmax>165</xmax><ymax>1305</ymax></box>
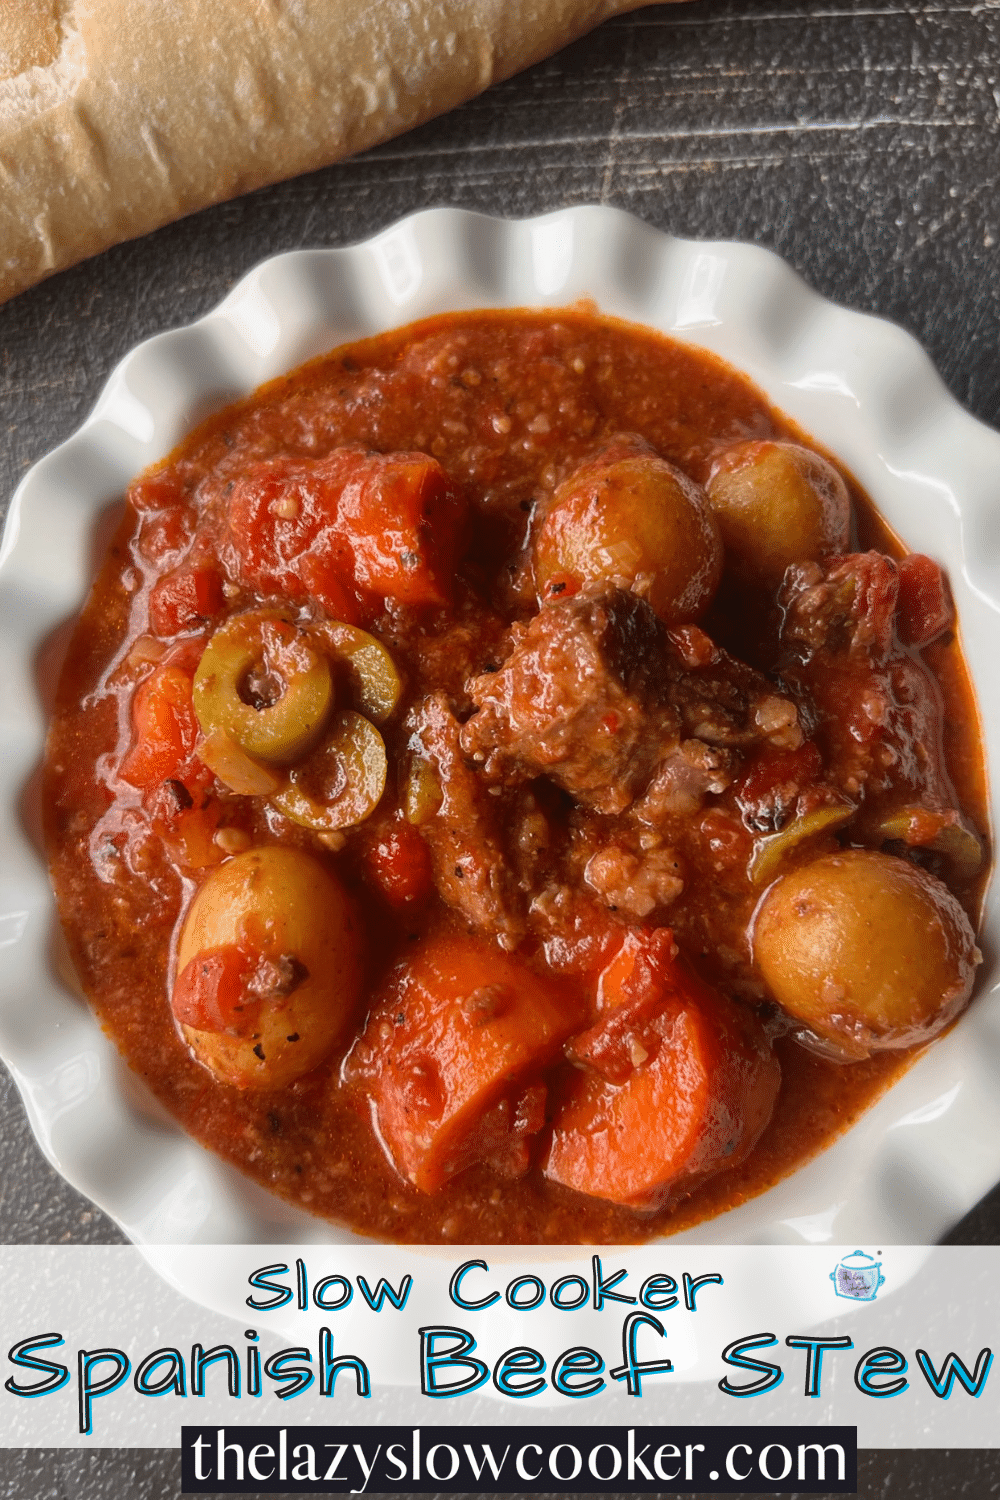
<box><xmin>44</xmin><ymin>310</ymin><xmax>988</xmax><ymax>1243</ymax></box>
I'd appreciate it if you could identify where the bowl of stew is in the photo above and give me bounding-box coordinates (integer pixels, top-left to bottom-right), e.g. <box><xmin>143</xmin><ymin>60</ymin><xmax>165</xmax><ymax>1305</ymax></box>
<box><xmin>5</xmin><ymin>206</ymin><xmax>1000</xmax><ymax>1247</ymax></box>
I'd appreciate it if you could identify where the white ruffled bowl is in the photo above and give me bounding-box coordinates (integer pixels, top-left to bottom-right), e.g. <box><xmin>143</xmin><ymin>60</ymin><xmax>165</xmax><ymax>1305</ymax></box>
<box><xmin>2</xmin><ymin>205</ymin><xmax>998</xmax><ymax>1248</ymax></box>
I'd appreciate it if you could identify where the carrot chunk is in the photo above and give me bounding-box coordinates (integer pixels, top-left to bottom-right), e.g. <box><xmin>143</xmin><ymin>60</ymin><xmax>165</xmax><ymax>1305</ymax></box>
<box><xmin>345</xmin><ymin>932</ymin><xmax>581</xmax><ymax>1192</ymax></box>
<box><xmin>546</xmin><ymin>932</ymin><xmax>780</xmax><ymax>1210</ymax></box>
<box><xmin>120</xmin><ymin>659</ymin><xmax>201</xmax><ymax>790</ymax></box>
<box><xmin>336</xmin><ymin>450</ymin><xmax>465</xmax><ymax>607</ymax></box>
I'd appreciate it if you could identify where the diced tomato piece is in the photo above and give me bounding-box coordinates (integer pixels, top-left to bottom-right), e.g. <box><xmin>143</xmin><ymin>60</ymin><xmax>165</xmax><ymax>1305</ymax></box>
<box><xmin>296</xmin><ymin>552</ymin><xmax>364</xmax><ymax>623</ymax></box>
<box><xmin>226</xmin><ymin>456</ymin><xmax>348</xmax><ymax>605</ymax></box>
<box><xmin>345</xmin><ymin>932</ymin><xmax>581</xmax><ymax>1193</ymax></box>
<box><xmin>896</xmin><ymin>553</ymin><xmax>953</xmax><ymax>647</ymax></box>
<box><xmin>172</xmin><ymin>946</ymin><xmax>259</xmax><ymax>1034</ymax></box>
<box><xmin>226</xmin><ymin>448</ymin><xmax>465</xmax><ymax>616</ymax></box>
<box><xmin>128</xmin><ymin>470</ymin><xmax>186</xmax><ymax>513</ymax></box>
<box><xmin>120</xmin><ymin>659</ymin><xmax>201</xmax><ymax>791</ymax></box>
<box><xmin>546</xmin><ymin>938</ymin><xmax>780</xmax><ymax>1210</ymax></box>
<box><xmin>363</xmin><ymin>818</ymin><xmax>434</xmax><ymax>907</ymax></box>
<box><xmin>160</xmin><ymin>636</ymin><xmax>208</xmax><ymax>676</ymax></box>
<box><xmin>149</xmin><ymin>563</ymin><xmax>226</xmax><ymax>636</ymax></box>
<box><xmin>136</xmin><ymin>507</ymin><xmax>193</xmax><ymax>566</ymax></box>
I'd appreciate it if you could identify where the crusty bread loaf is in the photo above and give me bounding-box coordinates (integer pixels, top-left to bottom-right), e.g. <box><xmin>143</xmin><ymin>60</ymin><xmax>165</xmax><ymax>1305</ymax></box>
<box><xmin>0</xmin><ymin>0</ymin><xmax>678</xmax><ymax>306</ymax></box>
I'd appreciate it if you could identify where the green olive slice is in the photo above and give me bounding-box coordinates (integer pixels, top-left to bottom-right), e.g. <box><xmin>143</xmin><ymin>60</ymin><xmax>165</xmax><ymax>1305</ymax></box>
<box><xmin>403</xmin><ymin>755</ymin><xmax>443</xmax><ymax>825</ymax></box>
<box><xmin>194</xmin><ymin>610</ymin><xmax>332</xmax><ymax>765</ymax></box>
<box><xmin>750</xmin><ymin>802</ymin><xmax>855</xmax><ymax>887</ymax></box>
<box><xmin>272</xmin><ymin>711</ymin><xmax>387</xmax><ymax>831</ymax></box>
<box><xmin>309</xmin><ymin>620</ymin><xmax>402</xmax><ymax>723</ymax></box>
<box><xmin>198</xmin><ymin>728</ymin><xmax>283</xmax><ymax>796</ymax></box>
<box><xmin>872</xmin><ymin>805</ymin><xmax>983</xmax><ymax>884</ymax></box>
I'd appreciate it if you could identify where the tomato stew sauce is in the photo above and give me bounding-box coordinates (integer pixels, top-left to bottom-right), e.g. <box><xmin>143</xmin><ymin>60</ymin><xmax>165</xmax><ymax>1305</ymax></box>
<box><xmin>44</xmin><ymin>310</ymin><xmax>989</xmax><ymax>1243</ymax></box>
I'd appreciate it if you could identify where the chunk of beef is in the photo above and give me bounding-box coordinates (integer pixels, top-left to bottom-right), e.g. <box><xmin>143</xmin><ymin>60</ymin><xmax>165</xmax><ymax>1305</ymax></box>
<box><xmin>667</xmin><ymin>644</ymin><xmax>801</xmax><ymax>751</ymax></box>
<box><xmin>896</xmin><ymin>553</ymin><xmax>954</xmax><ymax>648</ymax></box>
<box><xmin>584</xmin><ymin>843</ymin><xmax>685</xmax><ymax>919</ymax></box>
<box><xmin>461</xmin><ymin>585</ymin><xmax>802</xmax><ymax>819</ymax></box>
<box><xmin>779</xmin><ymin>553</ymin><xmax>955</xmax><ymax>807</ymax></box>
<box><xmin>781</xmin><ymin>552</ymin><xmax>896</xmax><ymax>662</ymax></box>
<box><xmin>778</xmin><ymin>553</ymin><xmax>982</xmax><ymax>879</ymax></box>
<box><xmin>462</xmin><ymin>585</ymin><xmax>676</xmax><ymax>815</ymax></box>
<box><xmin>631</xmin><ymin>740</ymin><xmax>736</xmax><ymax>823</ymax></box>
<box><xmin>405</xmin><ymin>692</ymin><xmax>525</xmax><ymax>946</ymax></box>
<box><xmin>505</xmin><ymin>784</ymin><xmax>560</xmax><ymax>895</ymax></box>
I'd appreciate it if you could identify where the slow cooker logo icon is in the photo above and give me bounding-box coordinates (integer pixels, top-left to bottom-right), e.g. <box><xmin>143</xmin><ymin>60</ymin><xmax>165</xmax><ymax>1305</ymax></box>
<box><xmin>831</xmin><ymin>1249</ymin><xmax>885</xmax><ymax>1301</ymax></box>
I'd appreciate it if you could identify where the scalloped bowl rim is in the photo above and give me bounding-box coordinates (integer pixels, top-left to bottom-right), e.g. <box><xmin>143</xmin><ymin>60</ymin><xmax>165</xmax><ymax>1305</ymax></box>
<box><xmin>2</xmin><ymin>204</ymin><xmax>999</xmax><ymax>1249</ymax></box>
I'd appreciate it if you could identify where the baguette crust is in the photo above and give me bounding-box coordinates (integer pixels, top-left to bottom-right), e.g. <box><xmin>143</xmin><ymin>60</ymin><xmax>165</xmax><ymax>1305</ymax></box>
<box><xmin>0</xmin><ymin>0</ymin><xmax>676</xmax><ymax>305</ymax></box>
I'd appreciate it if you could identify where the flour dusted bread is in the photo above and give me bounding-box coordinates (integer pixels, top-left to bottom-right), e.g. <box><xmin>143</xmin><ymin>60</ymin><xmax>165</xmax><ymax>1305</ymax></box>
<box><xmin>0</xmin><ymin>0</ymin><xmax>675</xmax><ymax>305</ymax></box>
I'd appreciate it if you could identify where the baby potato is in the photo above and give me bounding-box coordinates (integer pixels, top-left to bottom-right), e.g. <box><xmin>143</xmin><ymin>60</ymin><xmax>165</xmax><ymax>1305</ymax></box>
<box><xmin>753</xmin><ymin>849</ymin><xmax>978</xmax><ymax>1059</ymax></box>
<box><xmin>706</xmin><ymin>440</ymin><xmax>851</xmax><ymax>586</ymax></box>
<box><xmin>534</xmin><ymin>438</ymin><xmax>723</xmax><ymax>623</ymax></box>
<box><xmin>173</xmin><ymin>846</ymin><xmax>362</xmax><ymax>1089</ymax></box>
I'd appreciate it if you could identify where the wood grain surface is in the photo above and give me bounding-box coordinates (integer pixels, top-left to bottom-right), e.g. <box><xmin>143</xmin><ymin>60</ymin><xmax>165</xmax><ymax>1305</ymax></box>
<box><xmin>1</xmin><ymin>0</ymin><xmax>997</xmax><ymax>1264</ymax></box>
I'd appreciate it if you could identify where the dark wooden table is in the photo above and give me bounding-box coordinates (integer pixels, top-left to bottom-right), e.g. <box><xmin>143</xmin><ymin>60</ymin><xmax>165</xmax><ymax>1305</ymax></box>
<box><xmin>1</xmin><ymin>0</ymin><xmax>997</xmax><ymax>1491</ymax></box>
